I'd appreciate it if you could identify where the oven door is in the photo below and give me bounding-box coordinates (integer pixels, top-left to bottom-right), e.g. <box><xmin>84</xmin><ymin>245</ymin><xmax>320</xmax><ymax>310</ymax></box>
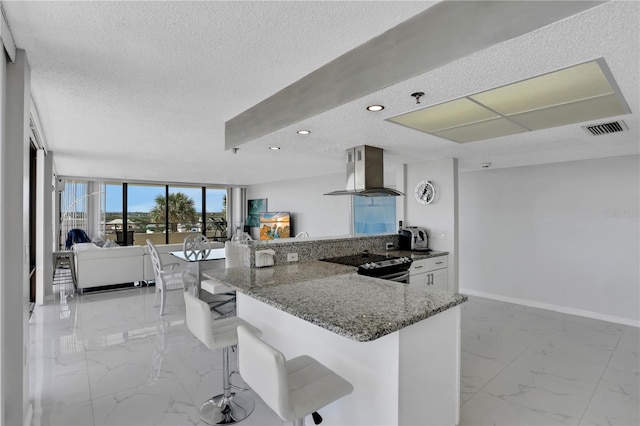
<box><xmin>377</xmin><ymin>269</ymin><xmax>409</xmax><ymax>283</ymax></box>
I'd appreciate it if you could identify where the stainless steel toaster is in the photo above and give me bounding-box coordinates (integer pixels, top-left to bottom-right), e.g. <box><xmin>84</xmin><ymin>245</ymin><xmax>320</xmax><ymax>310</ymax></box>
<box><xmin>398</xmin><ymin>227</ymin><xmax>429</xmax><ymax>251</ymax></box>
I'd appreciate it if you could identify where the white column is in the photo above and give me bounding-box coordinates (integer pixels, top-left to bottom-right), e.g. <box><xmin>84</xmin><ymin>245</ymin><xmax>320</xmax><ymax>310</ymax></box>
<box><xmin>53</xmin><ymin>176</ymin><xmax>62</xmax><ymax>251</ymax></box>
<box><xmin>87</xmin><ymin>180</ymin><xmax>101</xmax><ymax>238</ymax></box>
<box><xmin>230</xmin><ymin>187</ymin><xmax>246</xmax><ymax>237</ymax></box>
<box><xmin>0</xmin><ymin>48</ymin><xmax>31</xmax><ymax>426</ymax></box>
<box><xmin>403</xmin><ymin>158</ymin><xmax>459</xmax><ymax>293</ymax></box>
<box><xmin>36</xmin><ymin>150</ymin><xmax>54</xmax><ymax>304</ymax></box>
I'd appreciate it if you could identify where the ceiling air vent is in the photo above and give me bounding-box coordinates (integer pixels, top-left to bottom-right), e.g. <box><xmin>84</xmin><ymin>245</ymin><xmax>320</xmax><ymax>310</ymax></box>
<box><xmin>582</xmin><ymin>120</ymin><xmax>628</xmax><ymax>136</ymax></box>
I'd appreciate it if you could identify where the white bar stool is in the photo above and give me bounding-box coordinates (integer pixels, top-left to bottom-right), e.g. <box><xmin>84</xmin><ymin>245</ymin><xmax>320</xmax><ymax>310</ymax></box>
<box><xmin>237</xmin><ymin>325</ymin><xmax>353</xmax><ymax>426</ymax></box>
<box><xmin>200</xmin><ymin>279</ymin><xmax>236</xmax><ymax>317</ymax></box>
<box><xmin>183</xmin><ymin>291</ymin><xmax>261</xmax><ymax>424</ymax></box>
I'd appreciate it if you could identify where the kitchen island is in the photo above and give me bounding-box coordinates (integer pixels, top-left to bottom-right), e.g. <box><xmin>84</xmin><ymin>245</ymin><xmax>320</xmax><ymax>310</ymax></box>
<box><xmin>203</xmin><ymin>261</ymin><xmax>467</xmax><ymax>425</ymax></box>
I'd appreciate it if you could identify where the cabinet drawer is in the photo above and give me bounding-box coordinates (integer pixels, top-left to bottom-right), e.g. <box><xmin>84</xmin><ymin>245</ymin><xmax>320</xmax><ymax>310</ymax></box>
<box><xmin>410</xmin><ymin>256</ymin><xmax>448</xmax><ymax>272</ymax></box>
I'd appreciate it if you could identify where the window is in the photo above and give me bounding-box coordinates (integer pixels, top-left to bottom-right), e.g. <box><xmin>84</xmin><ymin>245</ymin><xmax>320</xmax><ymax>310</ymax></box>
<box><xmin>101</xmin><ymin>182</ymin><xmax>123</xmax><ymax>243</ymax></box>
<box><xmin>60</xmin><ymin>180</ymin><xmax>89</xmax><ymax>248</ymax></box>
<box><xmin>167</xmin><ymin>186</ymin><xmax>201</xmax><ymax>244</ymax></box>
<box><xmin>128</xmin><ymin>184</ymin><xmax>165</xmax><ymax>245</ymax></box>
<box><xmin>205</xmin><ymin>188</ymin><xmax>228</xmax><ymax>241</ymax></box>
<box><xmin>58</xmin><ymin>180</ymin><xmax>232</xmax><ymax>247</ymax></box>
<box><xmin>353</xmin><ymin>196</ymin><xmax>396</xmax><ymax>235</ymax></box>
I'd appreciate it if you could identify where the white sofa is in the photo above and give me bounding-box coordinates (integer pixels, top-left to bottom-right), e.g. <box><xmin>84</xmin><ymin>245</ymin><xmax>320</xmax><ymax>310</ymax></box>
<box><xmin>72</xmin><ymin>241</ymin><xmax>225</xmax><ymax>292</ymax></box>
<box><xmin>72</xmin><ymin>243</ymin><xmax>145</xmax><ymax>292</ymax></box>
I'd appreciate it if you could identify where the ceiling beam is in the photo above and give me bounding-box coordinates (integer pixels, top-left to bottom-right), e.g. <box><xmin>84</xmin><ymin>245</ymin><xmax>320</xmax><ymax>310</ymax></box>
<box><xmin>225</xmin><ymin>0</ymin><xmax>606</xmax><ymax>150</ymax></box>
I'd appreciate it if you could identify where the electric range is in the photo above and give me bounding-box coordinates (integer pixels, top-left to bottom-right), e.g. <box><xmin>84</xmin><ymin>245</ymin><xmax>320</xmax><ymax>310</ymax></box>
<box><xmin>320</xmin><ymin>251</ymin><xmax>413</xmax><ymax>282</ymax></box>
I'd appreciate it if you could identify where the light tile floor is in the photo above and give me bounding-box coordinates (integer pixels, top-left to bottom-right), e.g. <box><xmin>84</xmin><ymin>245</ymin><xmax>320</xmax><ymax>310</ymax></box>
<box><xmin>30</xmin><ymin>285</ymin><xmax>638</xmax><ymax>425</ymax></box>
<box><xmin>460</xmin><ymin>296</ymin><xmax>639</xmax><ymax>426</ymax></box>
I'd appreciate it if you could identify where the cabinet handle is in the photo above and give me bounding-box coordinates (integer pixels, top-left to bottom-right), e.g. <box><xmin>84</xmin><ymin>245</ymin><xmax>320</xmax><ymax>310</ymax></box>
<box><xmin>429</xmin><ymin>273</ymin><xmax>433</xmax><ymax>285</ymax></box>
<box><xmin>435</xmin><ymin>261</ymin><xmax>443</xmax><ymax>265</ymax></box>
<box><xmin>414</xmin><ymin>265</ymin><xmax>423</xmax><ymax>269</ymax></box>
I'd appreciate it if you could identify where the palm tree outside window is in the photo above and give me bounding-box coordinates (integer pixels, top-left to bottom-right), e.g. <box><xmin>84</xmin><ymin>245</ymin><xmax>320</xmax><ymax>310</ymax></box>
<box><xmin>150</xmin><ymin>192</ymin><xmax>197</xmax><ymax>233</ymax></box>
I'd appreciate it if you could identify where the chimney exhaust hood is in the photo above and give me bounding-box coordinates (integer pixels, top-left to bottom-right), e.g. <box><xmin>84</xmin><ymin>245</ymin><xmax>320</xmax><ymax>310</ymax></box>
<box><xmin>324</xmin><ymin>145</ymin><xmax>404</xmax><ymax>197</ymax></box>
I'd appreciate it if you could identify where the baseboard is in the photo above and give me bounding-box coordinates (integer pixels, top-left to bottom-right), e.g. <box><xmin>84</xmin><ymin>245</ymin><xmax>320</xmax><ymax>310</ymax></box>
<box><xmin>459</xmin><ymin>288</ymin><xmax>640</xmax><ymax>328</ymax></box>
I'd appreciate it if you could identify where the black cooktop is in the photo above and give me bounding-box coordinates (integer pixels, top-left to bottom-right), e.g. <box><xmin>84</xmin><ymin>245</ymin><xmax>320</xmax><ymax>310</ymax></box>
<box><xmin>320</xmin><ymin>252</ymin><xmax>390</xmax><ymax>267</ymax></box>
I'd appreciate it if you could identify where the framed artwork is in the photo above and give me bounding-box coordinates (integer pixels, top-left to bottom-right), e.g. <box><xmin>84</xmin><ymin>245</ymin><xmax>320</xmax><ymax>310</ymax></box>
<box><xmin>259</xmin><ymin>212</ymin><xmax>291</xmax><ymax>240</ymax></box>
<box><xmin>247</xmin><ymin>198</ymin><xmax>267</xmax><ymax>227</ymax></box>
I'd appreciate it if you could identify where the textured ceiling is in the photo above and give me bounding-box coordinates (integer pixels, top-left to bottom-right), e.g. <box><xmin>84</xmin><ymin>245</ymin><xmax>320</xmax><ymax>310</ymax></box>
<box><xmin>3</xmin><ymin>0</ymin><xmax>638</xmax><ymax>187</ymax></box>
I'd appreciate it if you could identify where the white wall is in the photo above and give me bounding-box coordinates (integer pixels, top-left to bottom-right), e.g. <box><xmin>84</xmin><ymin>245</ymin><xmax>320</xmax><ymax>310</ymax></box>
<box><xmin>399</xmin><ymin>158</ymin><xmax>459</xmax><ymax>292</ymax></box>
<box><xmin>246</xmin><ymin>172</ymin><xmax>351</xmax><ymax>239</ymax></box>
<box><xmin>0</xmin><ymin>35</ymin><xmax>5</xmax><ymax>426</ymax></box>
<box><xmin>0</xmin><ymin>48</ymin><xmax>31</xmax><ymax>426</ymax></box>
<box><xmin>459</xmin><ymin>155</ymin><xmax>640</xmax><ymax>325</ymax></box>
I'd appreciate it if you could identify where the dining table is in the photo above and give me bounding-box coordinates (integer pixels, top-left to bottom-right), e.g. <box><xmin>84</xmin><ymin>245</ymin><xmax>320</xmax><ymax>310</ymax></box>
<box><xmin>169</xmin><ymin>247</ymin><xmax>225</xmax><ymax>291</ymax></box>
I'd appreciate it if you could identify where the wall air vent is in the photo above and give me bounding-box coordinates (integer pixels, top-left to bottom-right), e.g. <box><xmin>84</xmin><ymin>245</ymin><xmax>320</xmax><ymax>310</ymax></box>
<box><xmin>582</xmin><ymin>120</ymin><xmax>628</xmax><ymax>136</ymax></box>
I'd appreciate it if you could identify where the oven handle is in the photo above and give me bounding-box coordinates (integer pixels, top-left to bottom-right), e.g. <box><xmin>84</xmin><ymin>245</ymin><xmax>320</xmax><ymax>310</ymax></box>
<box><xmin>378</xmin><ymin>270</ymin><xmax>410</xmax><ymax>283</ymax></box>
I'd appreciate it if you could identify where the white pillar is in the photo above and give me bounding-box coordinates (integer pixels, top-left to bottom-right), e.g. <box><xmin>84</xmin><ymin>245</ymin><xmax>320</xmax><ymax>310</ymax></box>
<box><xmin>87</xmin><ymin>180</ymin><xmax>101</xmax><ymax>238</ymax></box>
<box><xmin>230</xmin><ymin>187</ymin><xmax>246</xmax><ymax>237</ymax></box>
<box><xmin>53</xmin><ymin>176</ymin><xmax>62</xmax><ymax>251</ymax></box>
<box><xmin>403</xmin><ymin>158</ymin><xmax>459</xmax><ymax>293</ymax></box>
<box><xmin>0</xmin><ymin>48</ymin><xmax>31</xmax><ymax>426</ymax></box>
<box><xmin>36</xmin><ymin>150</ymin><xmax>54</xmax><ymax>304</ymax></box>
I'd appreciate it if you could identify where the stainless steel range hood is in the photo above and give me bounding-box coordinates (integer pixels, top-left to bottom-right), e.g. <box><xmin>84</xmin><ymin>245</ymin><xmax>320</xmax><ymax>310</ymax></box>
<box><xmin>324</xmin><ymin>145</ymin><xmax>404</xmax><ymax>197</ymax></box>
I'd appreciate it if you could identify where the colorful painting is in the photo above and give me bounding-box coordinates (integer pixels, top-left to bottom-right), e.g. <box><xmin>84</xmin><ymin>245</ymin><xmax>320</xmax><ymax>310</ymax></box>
<box><xmin>247</xmin><ymin>198</ymin><xmax>267</xmax><ymax>228</ymax></box>
<box><xmin>259</xmin><ymin>212</ymin><xmax>291</xmax><ymax>240</ymax></box>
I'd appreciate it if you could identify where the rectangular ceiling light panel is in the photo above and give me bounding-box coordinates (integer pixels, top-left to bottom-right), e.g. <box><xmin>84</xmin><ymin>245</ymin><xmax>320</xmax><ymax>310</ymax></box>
<box><xmin>508</xmin><ymin>93</ymin><xmax>629</xmax><ymax>130</ymax></box>
<box><xmin>386</xmin><ymin>59</ymin><xmax>631</xmax><ymax>143</ymax></box>
<box><xmin>387</xmin><ymin>98</ymin><xmax>498</xmax><ymax>133</ymax></box>
<box><xmin>470</xmin><ymin>61</ymin><xmax>615</xmax><ymax>115</ymax></box>
<box><xmin>433</xmin><ymin>117</ymin><xmax>528</xmax><ymax>143</ymax></box>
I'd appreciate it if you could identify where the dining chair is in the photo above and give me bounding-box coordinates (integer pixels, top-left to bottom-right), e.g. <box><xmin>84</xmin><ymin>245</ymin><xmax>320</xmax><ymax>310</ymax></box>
<box><xmin>237</xmin><ymin>325</ymin><xmax>353</xmax><ymax>426</ymax></box>
<box><xmin>147</xmin><ymin>239</ymin><xmax>195</xmax><ymax>315</ymax></box>
<box><xmin>183</xmin><ymin>233</ymin><xmax>211</xmax><ymax>260</ymax></box>
<box><xmin>183</xmin><ymin>291</ymin><xmax>261</xmax><ymax>424</ymax></box>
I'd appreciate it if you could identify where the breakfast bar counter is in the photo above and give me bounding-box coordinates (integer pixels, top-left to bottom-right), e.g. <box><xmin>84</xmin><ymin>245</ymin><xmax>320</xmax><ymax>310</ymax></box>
<box><xmin>202</xmin><ymin>261</ymin><xmax>466</xmax><ymax>342</ymax></box>
<box><xmin>203</xmin><ymin>261</ymin><xmax>466</xmax><ymax>425</ymax></box>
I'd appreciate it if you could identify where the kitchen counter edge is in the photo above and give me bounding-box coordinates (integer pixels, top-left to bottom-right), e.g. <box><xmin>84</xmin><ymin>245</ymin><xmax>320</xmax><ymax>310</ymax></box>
<box><xmin>202</xmin><ymin>260</ymin><xmax>466</xmax><ymax>342</ymax></box>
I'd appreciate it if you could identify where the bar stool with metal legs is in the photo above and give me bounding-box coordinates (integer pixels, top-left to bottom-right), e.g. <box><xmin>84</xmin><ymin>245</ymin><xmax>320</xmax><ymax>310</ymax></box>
<box><xmin>237</xmin><ymin>325</ymin><xmax>354</xmax><ymax>426</ymax></box>
<box><xmin>183</xmin><ymin>291</ymin><xmax>261</xmax><ymax>424</ymax></box>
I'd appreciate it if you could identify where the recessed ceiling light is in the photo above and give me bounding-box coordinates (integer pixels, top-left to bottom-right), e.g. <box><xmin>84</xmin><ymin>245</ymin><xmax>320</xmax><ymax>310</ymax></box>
<box><xmin>269</xmin><ymin>146</ymin><xmax>281</xmax><ymax>150</ymax></box>
<box><xmin>367</xmin><ymin>105</ymin><xmax>385</xmax><ymax>112</ymax></box>
<box><xmin>297</xmin><ymin>130</ymin><xmax>311</xmax><ymax>135</ymax></box>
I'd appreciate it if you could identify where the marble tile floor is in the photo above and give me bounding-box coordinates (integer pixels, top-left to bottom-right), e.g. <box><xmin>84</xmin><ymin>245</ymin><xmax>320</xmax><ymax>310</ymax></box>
<box><xmin>459</xmin><ymin>296</ymin><xmax>639</xmax><ymax>426</ymax></box>
<box><xmin>29</xmin><ymin>286</ymin><xmax>638</xmax><ymax>426</ymax></box>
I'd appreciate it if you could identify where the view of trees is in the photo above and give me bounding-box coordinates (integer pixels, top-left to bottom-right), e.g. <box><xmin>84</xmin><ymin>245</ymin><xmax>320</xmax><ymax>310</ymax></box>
<box><xmin>149</xmin><ymin>192</ymin><xmax>196</xmax><ymax>232</ymax></box>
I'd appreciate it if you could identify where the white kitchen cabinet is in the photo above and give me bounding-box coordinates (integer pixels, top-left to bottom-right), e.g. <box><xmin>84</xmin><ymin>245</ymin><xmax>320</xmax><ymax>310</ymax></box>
<box><xmin>410</xmin><ymin>255</ymin><xmax>448</xmax><ymax>291</ymax></box>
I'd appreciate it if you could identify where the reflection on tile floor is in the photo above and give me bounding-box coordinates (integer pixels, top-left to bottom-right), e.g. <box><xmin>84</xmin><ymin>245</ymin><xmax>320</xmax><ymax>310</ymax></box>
<box><xmin>30</xmin><ymin>286</ymin><xmax>638</xmax><ymax>425</ymax></box>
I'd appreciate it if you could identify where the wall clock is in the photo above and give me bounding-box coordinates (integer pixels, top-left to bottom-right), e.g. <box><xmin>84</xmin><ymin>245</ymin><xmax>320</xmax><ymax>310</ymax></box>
<box><xmin>415</xmin><ymin>180</ymin><xmax>436</xmax><ymax>204</ymax></box>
